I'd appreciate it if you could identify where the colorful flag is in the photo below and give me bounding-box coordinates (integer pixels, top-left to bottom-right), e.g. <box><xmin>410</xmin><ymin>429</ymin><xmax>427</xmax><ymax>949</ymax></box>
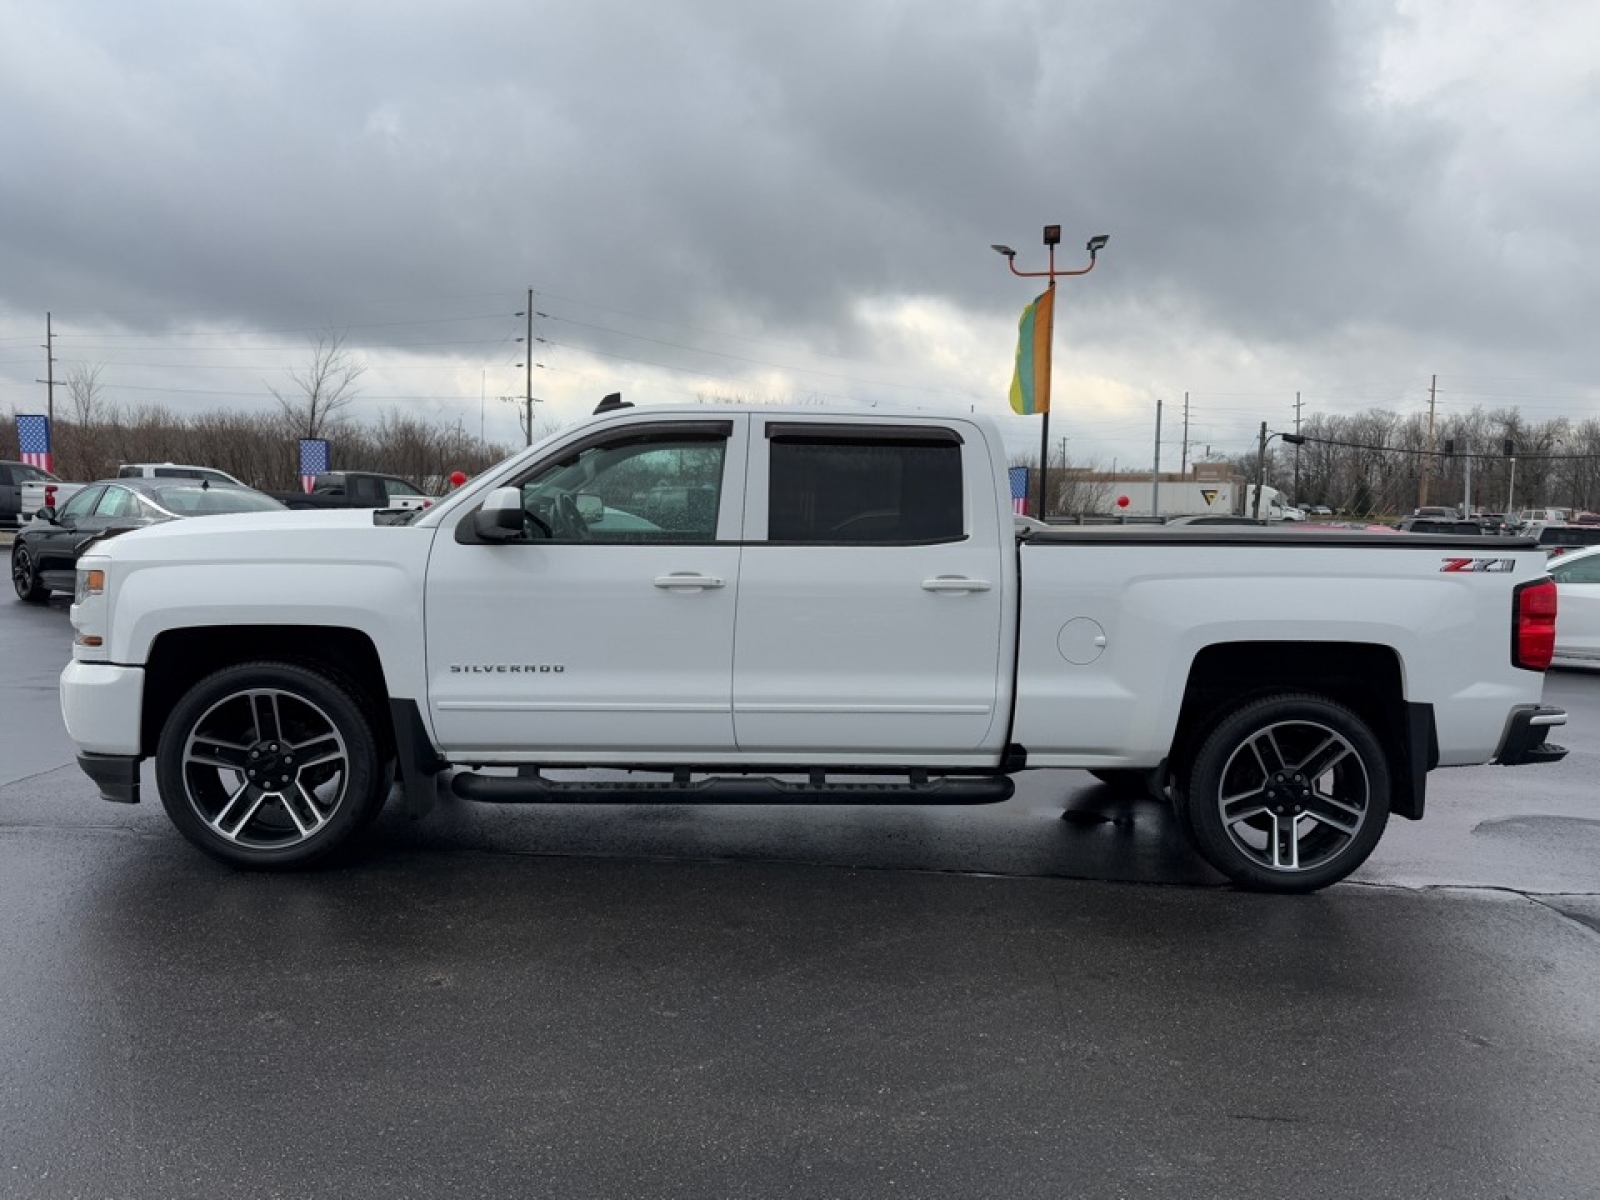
<box><xmin>1008</xmin><ymin>465</ymin><xmax>1030</xmax><ymax>515</ymax></box>
<box><xmin>1008</xmin><ymin>286</ymin><xmax>1055</xmax><ymax>416</ymax></box>
<box><xmin>298</xmin><ymin>438</ymin><xmax>330</xmax><ymax>493</ymax></box>
<box><xmin>16</xmin><ymin>415</ymin><xmax>52</xmax><ymax>473</ymax></box>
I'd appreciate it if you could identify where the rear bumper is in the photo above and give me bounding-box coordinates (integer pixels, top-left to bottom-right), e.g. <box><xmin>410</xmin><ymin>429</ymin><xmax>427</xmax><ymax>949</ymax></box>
<box><xmin>1494</xmin><ymin>705</ymin><xmax>1568</xmax><ymax>766</ymax></box>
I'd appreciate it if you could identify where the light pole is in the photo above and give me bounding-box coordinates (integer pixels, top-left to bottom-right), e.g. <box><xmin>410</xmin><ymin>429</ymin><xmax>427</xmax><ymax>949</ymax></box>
<box><xmin>1255</xmin><ymin>424</ymin><xmax>1306</xmax><ymax>520</ymax></box>
<box><xmin>992</xmin><ymin>228</ymin><xmax>1108</xmax><ymax>518</ymax></box>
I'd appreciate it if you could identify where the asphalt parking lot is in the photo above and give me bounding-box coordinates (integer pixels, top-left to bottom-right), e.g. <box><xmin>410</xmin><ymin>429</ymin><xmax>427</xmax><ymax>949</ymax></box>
<box><xmin>1</xmin><ymin>570</ymin><xmax>1597</xmax><ymax>1199</ymax></box>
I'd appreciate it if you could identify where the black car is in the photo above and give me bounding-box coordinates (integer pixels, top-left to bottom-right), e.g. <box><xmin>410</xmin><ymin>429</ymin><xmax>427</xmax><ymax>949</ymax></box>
<box><xmin>11</xmin><ymin>478</ymin><xmax>286</xmax><ymax>603</ymax></box>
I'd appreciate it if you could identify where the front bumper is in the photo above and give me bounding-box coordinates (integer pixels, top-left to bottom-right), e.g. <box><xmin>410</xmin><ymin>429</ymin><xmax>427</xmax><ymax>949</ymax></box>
<box><xmin>78</xmin><ymin>753</ymin><xmax>141</xmax><ymax>804</ymax></box>
<box><xmin>1494</xmin><ymin>705</ymin><xmax>1569</xmax><ymax>766</ymax></box>
<box><xmin>59</xmin><ymin>661</ymin><xmax>144</xmax><ymax>756</ymax></box>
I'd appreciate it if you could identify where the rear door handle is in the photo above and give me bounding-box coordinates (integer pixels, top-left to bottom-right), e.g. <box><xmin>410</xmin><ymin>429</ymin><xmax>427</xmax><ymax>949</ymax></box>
<box><xmin>654</xmin><ymin>573</ymin><xmax>726</xmax><ymax>591</ymax></box>
<box><xmin>921</xmin><ymin>576</ymin><xmax>992</xmax><ymax>593</ymax></box>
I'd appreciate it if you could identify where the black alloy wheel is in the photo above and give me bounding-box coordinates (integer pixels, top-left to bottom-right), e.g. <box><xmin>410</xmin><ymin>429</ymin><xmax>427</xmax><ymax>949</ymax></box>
<box><xmin>1180</xmin><ymin>693</ymin><xmax>1391</xmax><ymax>893</ymax></box>
<box><xmin>155</xmin><ymin>661</ymin><xmax>387</xmax><ymax>869</ymax></box>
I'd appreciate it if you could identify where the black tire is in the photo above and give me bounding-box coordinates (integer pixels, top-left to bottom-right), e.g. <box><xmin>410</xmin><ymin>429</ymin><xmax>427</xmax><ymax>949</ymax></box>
<box><xmin>155</xmin><ymin>661</ymin><xmax>386</xmax><ymax>869</ymax></box>
<box><xmin>11</xmin><ymin>543</ymin><xmax>47</xmax><ymax>604</ymax></box>
<box><xmin>1179</xmin><ymin>693</ymin><xmax>1390</xmax><ymax>893</ymax></box>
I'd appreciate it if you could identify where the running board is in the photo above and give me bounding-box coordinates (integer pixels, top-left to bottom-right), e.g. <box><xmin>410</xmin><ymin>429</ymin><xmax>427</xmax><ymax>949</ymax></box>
<box><xmin>450</xmin><ymin>770</ymin><xmax>1015</xmax><ymax>806</ymax></box>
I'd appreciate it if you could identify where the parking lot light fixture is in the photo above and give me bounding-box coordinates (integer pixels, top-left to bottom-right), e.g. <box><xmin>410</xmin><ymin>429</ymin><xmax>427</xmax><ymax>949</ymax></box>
<box><xmin>992</xmin><ymin>227</ymin><xmax>1109</xmax><ymax>517</ymax></box>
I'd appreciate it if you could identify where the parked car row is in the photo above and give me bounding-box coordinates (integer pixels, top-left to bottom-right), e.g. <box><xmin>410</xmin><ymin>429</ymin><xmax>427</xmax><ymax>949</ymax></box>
<box><xmin>11</xmin><ymin>465</ymin><xmax>438</xmax><ymax>603</ymax></box>
<box><xmin>11</xmin><ymin>478</ymin><xmax>288</xmax><ymax>603</ymax></box>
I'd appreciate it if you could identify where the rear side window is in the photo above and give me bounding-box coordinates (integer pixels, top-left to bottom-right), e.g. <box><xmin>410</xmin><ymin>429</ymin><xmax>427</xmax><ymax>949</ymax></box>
<box><xmin>767</xmin><ymin>426</ymin><xmax>964</xmax><ymax>544</ymax></box>
<box><xmin>1539</xmin><ymin>527</ymin><xmax>1600</xmax><ymax>548</ymax></box>
<box><xmin>1553</xmin><ymin>555</ymin><xmax>1600</xmax><ymax>584</ymax></box>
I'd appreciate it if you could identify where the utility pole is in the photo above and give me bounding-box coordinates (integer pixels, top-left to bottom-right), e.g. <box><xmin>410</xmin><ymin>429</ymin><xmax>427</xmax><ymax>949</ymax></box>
<box><xmin>35</xmin><ymin>311</ymin><xmax>60</xmax><ymax>426</ymax></box>
<box><xmin>1290</xmin><ymin>392</ymin><xmax>1301</xmax><ymax>499</ymax></box>
<box><xmin>1418</xmin><ymin>374</ymin><xmax>1437</xmax><ymax>509</ymax></box>
<box><xmin>1180</xmin><ymin>391</ymin><xmax>1190</xmax><ymax>476</ymax></box>
<box><xmin>1151</xmin><ymin>395</ymin><xmax>1163</xmax><ymax>517</ymax></box>
<box><xmin>1255</xmin><ymin>422</ymin><xmax>1267</xmax><ymax>519</ymax></box>
<box><xmin>513</xmin><ymin>288</ymin><xmax>542</xmax><ymax>447</ymax></box>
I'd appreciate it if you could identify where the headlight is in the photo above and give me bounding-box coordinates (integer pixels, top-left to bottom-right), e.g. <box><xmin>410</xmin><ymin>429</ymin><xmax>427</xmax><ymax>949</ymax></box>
<box><xmin>75</xmin><ymin>567</ymin><xmax>106</xmax><ymax>605</ymax></box>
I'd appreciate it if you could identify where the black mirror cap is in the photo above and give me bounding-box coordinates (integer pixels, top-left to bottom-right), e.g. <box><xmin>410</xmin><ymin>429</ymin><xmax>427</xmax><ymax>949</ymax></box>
<box><xmin>471</xmin><ymin>504</ymin><xmax>524</xmax><ymax>542</ymax></box>
<box><xmin>35</xmin><ymin>505</ymin><xmax>57</xmax><ymax>524</ymax></box>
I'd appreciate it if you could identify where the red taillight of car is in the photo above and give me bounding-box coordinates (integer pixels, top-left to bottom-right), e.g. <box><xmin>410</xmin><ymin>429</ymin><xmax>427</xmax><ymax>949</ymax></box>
<box><xmin>1512</xmin><ymin>577</ymin><xmax>1557</xmax><ymax>671</ymax></box>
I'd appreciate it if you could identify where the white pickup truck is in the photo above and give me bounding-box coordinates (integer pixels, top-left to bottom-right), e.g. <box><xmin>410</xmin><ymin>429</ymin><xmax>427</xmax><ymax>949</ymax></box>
<box><xmin>59</xmin><ymin>402</ymin><xmax>1569</xmax><ymax>892</ymax></box>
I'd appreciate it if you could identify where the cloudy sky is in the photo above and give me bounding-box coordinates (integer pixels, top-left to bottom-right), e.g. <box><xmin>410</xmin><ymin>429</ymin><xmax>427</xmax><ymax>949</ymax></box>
<box><xmin>3</xmin><ymin>0</ymin><xmax>1598</xmax><ymax>470</ymax></box>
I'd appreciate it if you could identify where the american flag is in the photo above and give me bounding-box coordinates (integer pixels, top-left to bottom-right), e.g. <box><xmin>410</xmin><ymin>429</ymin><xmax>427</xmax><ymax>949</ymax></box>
<box><xmin>298</xmin><ymin>438</ymin><xmax>330</xmax><ymax>493</ymax></box>
<box><xmin>16</xmin><ymin>415</ymin><xmax>52</xmax><ymax>473</ymax></box>
<box><xmin>1008</xmin><ymin>465</ymin><xmax>1030</xmax><ymax>515</ymax></box>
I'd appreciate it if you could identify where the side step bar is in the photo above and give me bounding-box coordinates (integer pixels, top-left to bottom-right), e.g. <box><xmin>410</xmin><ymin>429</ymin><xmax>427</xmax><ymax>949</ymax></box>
<box><xmin>451</xmin><ymin>770</ymin><xmax>1016</xmax><ymax>806</ymax></box>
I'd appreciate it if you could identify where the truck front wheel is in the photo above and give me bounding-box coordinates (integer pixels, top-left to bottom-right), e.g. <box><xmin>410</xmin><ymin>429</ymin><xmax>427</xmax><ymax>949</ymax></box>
<box><xmin>1179</xmin><ymin>693</ymin><xmax>1390</xmax><ymax>893</ymax></box>
<box><xmin>155</xmin><ymin>662</ymin><xmax>386</xmax><ymax>869</ymax></box>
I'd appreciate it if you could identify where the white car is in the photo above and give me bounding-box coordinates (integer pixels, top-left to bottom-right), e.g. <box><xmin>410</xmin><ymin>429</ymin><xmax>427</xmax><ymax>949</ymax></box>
<box><xmin>1549</xmin><ymin>545</ymin><xmax>1600</xmax><ymax>663</ymax></box>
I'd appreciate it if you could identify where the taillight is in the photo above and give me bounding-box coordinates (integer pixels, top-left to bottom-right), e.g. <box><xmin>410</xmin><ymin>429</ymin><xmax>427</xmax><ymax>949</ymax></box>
<box><xmin>1513</xmin><ymin>577</ymin><xmax>1557</xmax><ymax>671</ymax></box>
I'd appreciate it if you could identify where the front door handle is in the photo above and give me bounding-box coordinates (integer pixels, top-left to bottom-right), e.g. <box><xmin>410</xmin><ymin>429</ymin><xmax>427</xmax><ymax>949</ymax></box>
<box><xmin>654</xmin><ymin>573</ymin><xmax>726</xmax><ymax>591</ymax></box>
<box><xmin>921</xmin><ymin>576</ymin><xmax>992</xmax><ymax>593</ymax></box>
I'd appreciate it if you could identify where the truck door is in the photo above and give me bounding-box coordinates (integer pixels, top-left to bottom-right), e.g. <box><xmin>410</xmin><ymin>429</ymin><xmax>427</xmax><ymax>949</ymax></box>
<box><xmin>731</xmin><ymin>419</ymin><xmax>1010</xmax><ymax>756</ymax></box>
<box><xmin>423</xmin><ymin>417</ymin><xmax>747</xmax><ymax>757</ymax></box>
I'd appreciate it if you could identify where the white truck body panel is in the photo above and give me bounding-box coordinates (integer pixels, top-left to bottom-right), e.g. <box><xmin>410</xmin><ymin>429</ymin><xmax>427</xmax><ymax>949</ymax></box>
<box><xmin>57</xmin><ymin>402</ymin><xmax>1567</xmax><ymax>890</ymax></box>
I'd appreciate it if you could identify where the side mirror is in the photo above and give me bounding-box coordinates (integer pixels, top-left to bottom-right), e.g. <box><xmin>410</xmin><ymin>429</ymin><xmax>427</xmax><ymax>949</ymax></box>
<box><xmin>575</xmin><ymin>492</ymin><xmax>604</xmax><ymax>522</ymax></box>
<box><xmin>36</xmin><ymin>505</ymin><xmax>57</xmax><ymax>524</ymax></box>
<box><xmin>471</xmin><ymin>486</ymin><xmax>530</xmax><ymax>542</ymax></box>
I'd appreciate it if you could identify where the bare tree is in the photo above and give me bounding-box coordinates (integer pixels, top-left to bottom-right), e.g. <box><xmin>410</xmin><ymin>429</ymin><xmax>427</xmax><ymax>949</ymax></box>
<box><xmin>67</xmin><ymin>363</ymin><xmax>107</xmax><ymax>425</ymax></box>
<box><xmin>270</xmin><ymin>330</ymin><xmax>366</xmax><ymax>440</ymax></box>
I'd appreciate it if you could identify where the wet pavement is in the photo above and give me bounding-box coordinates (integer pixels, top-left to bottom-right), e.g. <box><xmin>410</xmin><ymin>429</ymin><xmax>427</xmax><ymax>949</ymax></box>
<box><xmin>1</xmin><ymin>597</ymin><xmax>1597</xmax><ymax>1199</ymax></box>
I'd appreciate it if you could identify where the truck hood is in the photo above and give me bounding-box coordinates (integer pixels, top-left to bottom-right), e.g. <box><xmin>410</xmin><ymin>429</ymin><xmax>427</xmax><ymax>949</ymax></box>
<box><xmin>92</xmin><ymin>508</ymin><xmax>431</xmax><ymax>566</ymax></box>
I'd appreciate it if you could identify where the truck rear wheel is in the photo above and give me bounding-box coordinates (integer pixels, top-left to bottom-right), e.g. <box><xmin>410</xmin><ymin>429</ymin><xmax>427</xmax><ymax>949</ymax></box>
<box><xmin>155</xmin><ymin>662</ymin><xmax>386</xmax><ymax>869</ymax></box>
<box><xmin>1179</xmin><ymin>693</ymin><xmax>1390</xmax><ymax>893</ymax></box>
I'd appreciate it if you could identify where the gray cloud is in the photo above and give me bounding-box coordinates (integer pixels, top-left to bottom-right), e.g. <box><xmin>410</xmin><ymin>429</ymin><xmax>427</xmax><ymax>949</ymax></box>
<box><xmin>3</xmin><ymin>0</ymin><xmax>1599</xmax><ymax>454</ymax></box>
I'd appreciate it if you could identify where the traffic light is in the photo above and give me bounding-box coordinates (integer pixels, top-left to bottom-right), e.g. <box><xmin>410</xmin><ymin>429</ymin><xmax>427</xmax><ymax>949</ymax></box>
<box><xmin>1504</xmin><ymin>438</ymin><xmax>1515</xmax><ymax>456</ymax></box>
<box><xmin>1442</xmin><ymin>439</ymin><xmax>1455</xmax><ymax>456</ymax></box>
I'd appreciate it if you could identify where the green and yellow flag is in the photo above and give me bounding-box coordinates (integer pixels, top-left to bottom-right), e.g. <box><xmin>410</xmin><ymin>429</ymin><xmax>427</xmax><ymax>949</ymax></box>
<box><xmin>1008</xmin><ymin>286</ymin><xmax>1054</xmax><ymax>416</ymax></box>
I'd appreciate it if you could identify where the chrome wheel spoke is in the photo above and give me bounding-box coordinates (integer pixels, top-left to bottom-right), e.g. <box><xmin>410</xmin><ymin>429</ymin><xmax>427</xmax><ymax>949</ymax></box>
<box><xmin>250</xmin><ymin>691</ymin><xmax>283</xmax><ymax>745</ymax></box>
<box><xmin>212</xmin><ymin>783</ymin><xmax>267</xmax><ymax>840</ymax></box>
<box><xmin>1302</xmin><ymin>790</ymin><xmax>1363</xmax><ymax>835</ymax></box>
<box><xmin>187</xmin><ymin>736</ymin><xmax>253</xmax><ymax>771</ymax></box>
<box><xmin>1270</xmin><ymin>813</ymin><xmax>1302</xmax><ymax>870</ymax></box>
<box><xmin>1295</xmin><ymin>734</ymin><xmax>1352</xmax><ymax>782</ymax></box>
<box><xmin>290</xmin><ymin>733</ymin><xmax>344</xmax><ymax>770</ymax></box>
<box><xmin>279</xmin><ymin>781</ymin><xmax>323</xmax><ymax>838</ymax></box>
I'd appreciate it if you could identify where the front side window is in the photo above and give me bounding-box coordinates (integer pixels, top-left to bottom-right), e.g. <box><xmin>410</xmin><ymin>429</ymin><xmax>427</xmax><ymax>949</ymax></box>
<box><xmin>766</xmin><ymin>428</ymin><xmax>964</xmax><ymax>544</ymax></box>
<box><xmin>512</xmin><ymin>429</ymin><xmax>728</xmax><ymax>544</ymax></box>
<box><xmin>59</xmin><ymin>487</ymin><xmax>105</xmax><ymax>521</ymax></box>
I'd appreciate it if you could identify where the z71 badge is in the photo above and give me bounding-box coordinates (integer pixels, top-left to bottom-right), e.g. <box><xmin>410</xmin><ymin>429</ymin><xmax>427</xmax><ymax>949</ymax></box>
<box><xmin>1439</xmin><ymin>558</ymin><xmax>1516</xmax><ymax>573</ymax></box>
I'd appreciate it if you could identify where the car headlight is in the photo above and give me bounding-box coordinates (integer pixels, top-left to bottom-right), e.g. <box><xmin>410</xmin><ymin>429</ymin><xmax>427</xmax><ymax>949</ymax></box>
<box><xmin>75</xmin><ymin>567</ymin><xmax>105</xmax><ymax>605</ymax></box>
<box><xmin>71</xmin><ymin>563</ymin><xmax>109</xmax><ymax>655</ymax></box>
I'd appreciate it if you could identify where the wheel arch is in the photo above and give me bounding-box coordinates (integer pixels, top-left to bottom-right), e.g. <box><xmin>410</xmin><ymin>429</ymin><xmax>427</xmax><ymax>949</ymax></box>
<box><xmin>1168</xmin><ymin>641</ymin><xmax>1435</xmax><ymax>820</ymax></box>
<box><xmin>142</xmin><ymin>626</ymin><xmax>394</xmax><ymax>759</ymax></box>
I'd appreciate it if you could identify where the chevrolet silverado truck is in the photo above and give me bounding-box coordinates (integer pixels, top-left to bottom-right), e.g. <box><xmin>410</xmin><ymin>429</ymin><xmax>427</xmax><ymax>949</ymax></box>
<box><xmin>59</xmin><ymin>403</ymin><xmax>1569</xmax><ymax>891</ymax></box>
